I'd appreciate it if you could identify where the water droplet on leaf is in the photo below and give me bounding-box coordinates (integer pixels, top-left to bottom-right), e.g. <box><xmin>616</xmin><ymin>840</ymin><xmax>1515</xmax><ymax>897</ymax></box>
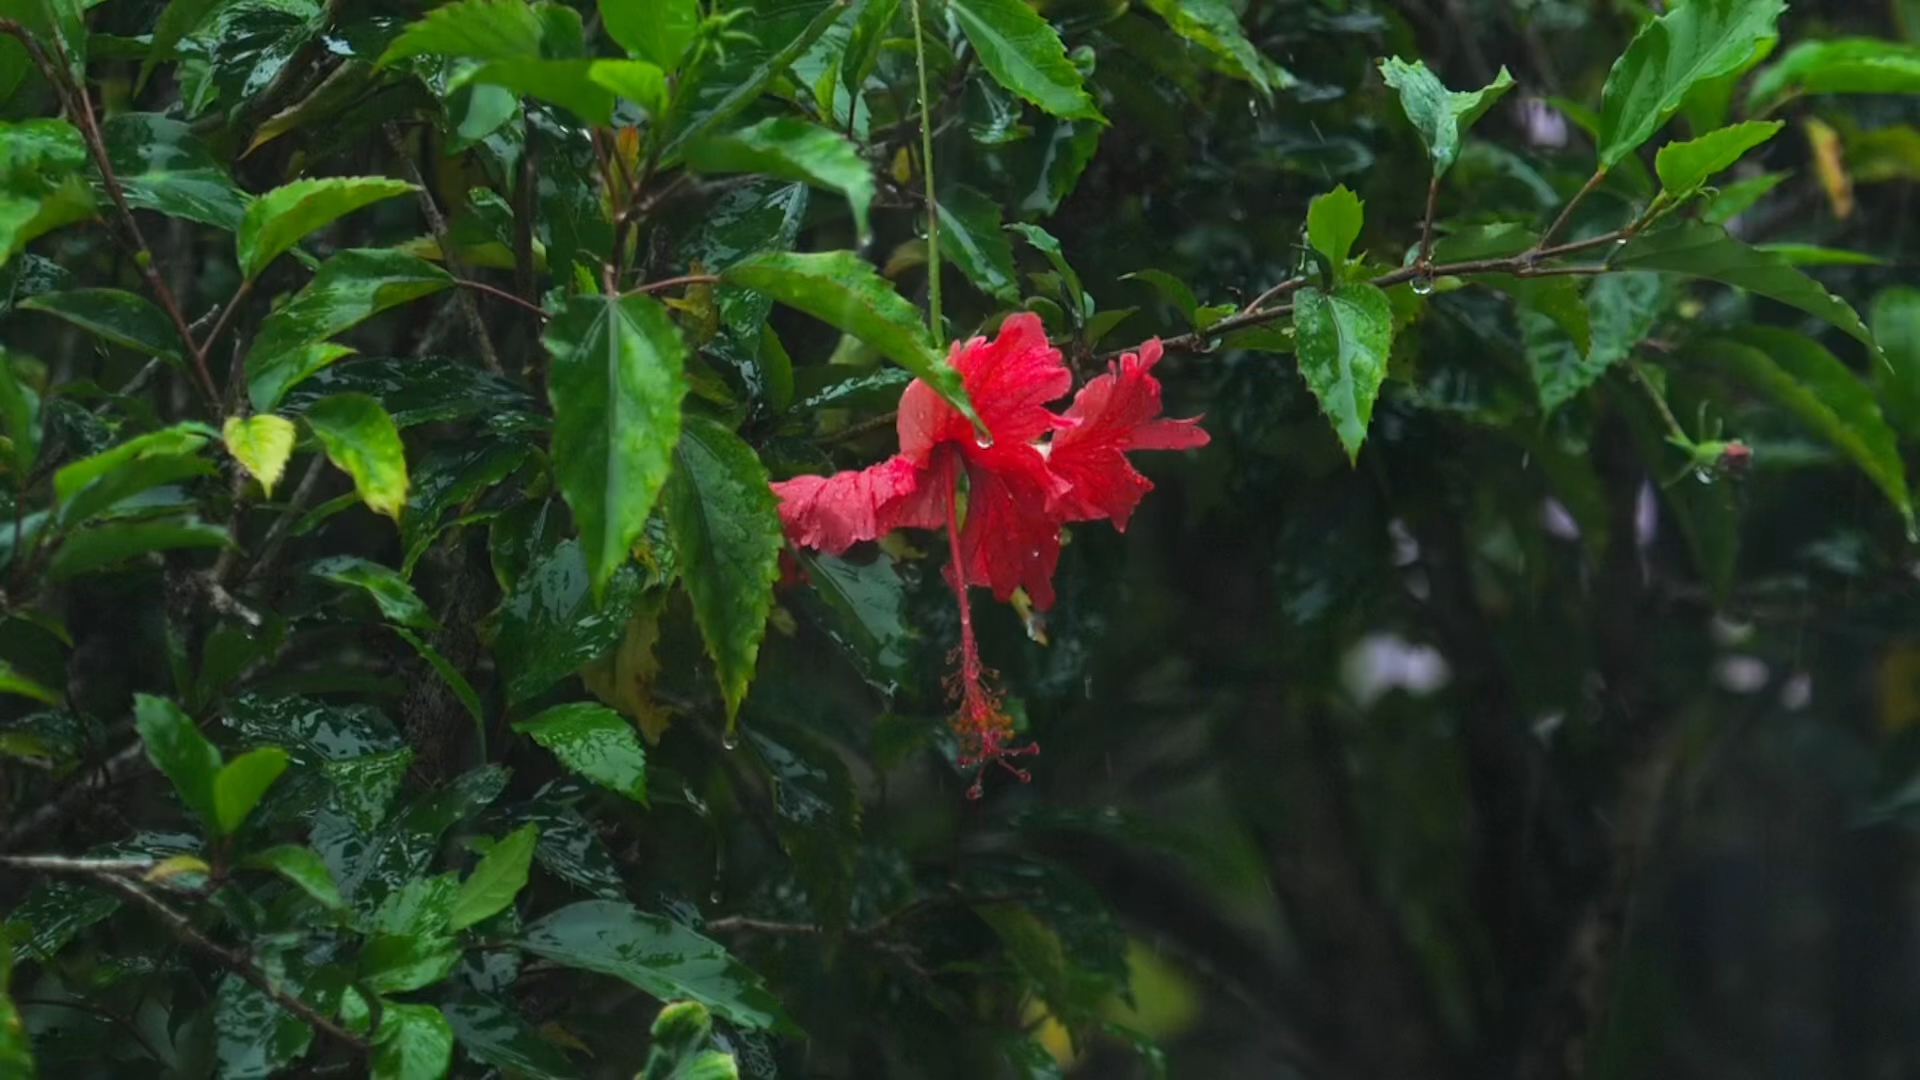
<box><xmin>720</xmin><ymin>729</ymin><xmax>740</xmax><ymax>751</ymax></box>
<box><xmin>974</xmin><ymin>430</ymin><xmax>994</xmax><ymax>449</ymax></box>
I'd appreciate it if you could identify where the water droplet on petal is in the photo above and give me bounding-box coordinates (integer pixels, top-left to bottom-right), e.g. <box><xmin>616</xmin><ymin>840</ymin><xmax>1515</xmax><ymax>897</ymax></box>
<box><xmin>1410</xmin><ymin>274</ymin><xmax>1435</xmax><ymax>296</ymax></box>
<box><xmin>721</xmin><ymin>729</ymin><xmax>740</xmax><ymax>751</ymax></box>
<box><xmin>974</xmin><ymin>430</ymin><xmax>995</xmax><ymax>449</ymax></box>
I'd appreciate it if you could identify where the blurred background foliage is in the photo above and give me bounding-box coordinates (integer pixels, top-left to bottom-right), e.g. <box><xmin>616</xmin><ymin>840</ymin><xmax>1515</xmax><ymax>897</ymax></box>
<box><xmin>7</xmin><ymin>0</ymin><xmax>1920</xmax><ymax>1078</ymax></box>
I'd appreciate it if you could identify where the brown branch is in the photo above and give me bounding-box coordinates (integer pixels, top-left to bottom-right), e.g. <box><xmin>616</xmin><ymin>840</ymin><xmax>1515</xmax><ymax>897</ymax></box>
<box><xmin>455</xmin><ymin>277</ymin><xmax>547</xmax><ymax>318</ymax></box>
<box><xmin>0</xmin><ymin>20</ymin><xmax>222</xmax><ymax>410</ymax></box>
<box><xmin>628</xmin><ymin>274</ymin><xmax>719</xmax><ymax>296</ymax></box>
<box><xmin>1538</xmin><ymin>168</ymin><xmax>1609</xmax><ymax>252</ymax></box>
<box><xmin>1148</xmin><ymin>230</ymin><xmax>1625</xmax><ymax>358</ymax></box>
<box><xmin>0</xmin><ymin>741</ymin><xmax>148</xmax><ymax>850</ymax></box>
<box><xmin>0</xmin><ymin>853</ymin><xmax>365</xmax><ymax>1053</ymax></box>
<box><xmin>90</xmin><ymin>873</ymin><xmax>370</xmax><ymax>1055</ymax></box>
<box><xmin>1417</xmin><ymin>174</ymin><xmax>1442</xmax><ymax>269</ymax></box>
<box><xmin>382</xmin><ymin>123</ymin><xmax>504</xmax><ymax>376</ymax></box>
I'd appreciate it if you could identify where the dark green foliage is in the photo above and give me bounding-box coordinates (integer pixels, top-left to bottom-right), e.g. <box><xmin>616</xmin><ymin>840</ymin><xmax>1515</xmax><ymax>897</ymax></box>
<box><xmin>6</xmin><ymin>1</ymin><xmax>1920</xmax><ymax>1078</ymax></box>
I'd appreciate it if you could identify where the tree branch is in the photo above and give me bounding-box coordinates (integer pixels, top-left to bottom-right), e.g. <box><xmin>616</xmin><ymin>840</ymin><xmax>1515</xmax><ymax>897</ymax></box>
<box><xmin>382</xmin><ymin>123</ymin><xmax>504</xmax><ymax>376</ymax></box>
<box><xmin>0</xmin><ymin>20</ymin><xmax>222</xmax><ymax>410</ymax></box>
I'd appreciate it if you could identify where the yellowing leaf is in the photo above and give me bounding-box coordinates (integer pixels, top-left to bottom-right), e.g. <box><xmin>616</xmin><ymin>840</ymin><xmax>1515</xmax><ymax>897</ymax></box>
<box><xmin>222</xmin><ymin>414</ymin><xmax>296</xmax><ymax>497</ymax></box>
<box><xmin>580</xmin><ymin>608</ymin><xmax>676</xmax><ymax>744</ymax></box>
<box><xmin>1805</xmin><ymin>116</ymin><xmax>1856</xmax><ymax>220</ymax></box>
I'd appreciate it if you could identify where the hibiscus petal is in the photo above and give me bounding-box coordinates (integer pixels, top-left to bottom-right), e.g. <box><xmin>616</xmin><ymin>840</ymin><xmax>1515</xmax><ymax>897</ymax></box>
<box><xmin>956</xmin><ymin>443</ymin><xmax>1069</xmax><ymax>609</ymax></box>
<box><xmin>899</xmin><ymin>312</ymin><xmax>1072</xmax><ymax>460</ymax></box>
<box><xmin>1048</xmin><ymin>339</ymin><xmax>1209</xmax><ymax>530</ymax></box>
<box><xmin>770</xmin><ymin>455</ymin><xmax>926</xmax><ymax>553</ymax></box>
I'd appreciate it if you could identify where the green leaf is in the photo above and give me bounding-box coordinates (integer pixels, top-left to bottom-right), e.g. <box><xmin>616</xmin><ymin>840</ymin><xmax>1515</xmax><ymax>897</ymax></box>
<box><xmin>1872</xmin><ymin>285</ymin><xmax>1920</xmax><ymax>440</ymax></box>
<box><xmin>1616</xmin><ymin>223</ymin><xmax>1876</xmax><ymax>350</ymax></box>
<box><xmin>495</xmin><ymin>538</ymin><xmax>648</xmax><ymax>703</ymax></box>
<box><xmin>949</xmin><ymin>0</ymin><xmax>1102</xmax><ymax>121</ymax></box>
<box><xmin>133</xmin><ymin>693</ymin><xmax>222</xmax><ymax>831</ymax></box>
<box><xmin>444</xmin><ymin>995</ymin><xmax>577</xmax><ymax>1080</ymax></box>
<box><xmin>377</xmin><ymin>0</ymin><xmax>541</xmax><ymax>66</ymax></box>
<box><xmin>361</xmin><ymin>933</ymin><xmax>463</xmax><ymax>995</ymax></box>
<box><xmin>0</xmin><ymin>928</ymin><xmax>34</xmax><ymax>1079</ymax></box>
<box><xmin>371</xmin><ymin>1002</ymin><xmax>454</xmax><ymax>1080</ymax></box>
<box><xmin>842</xmin><ymin>0</ymin><xmax>900</xmax><ymax>98</ymax></box>
<box><xmin>721</xmin><ymin>250</ymin><xmax>978</xmax><ymax>428</ymax></box>
<box><xmin>1122</xmin><ymin>270</ymin><xmax>1200</xmax><ymax>328</ymax></box>
<box><xmin>248</xmin><ymin>344</ymin><xmax>358</xmax><ymax>416</ymax></box>
<box><xmin>1292</xmin><ymin>282</ymin><xmax>1394</xmax><ymax>462</ymax></box>
<box><xmin>222</xmin><ymin>414</ymin><xmax>296</xmax><ymax>497</ymax></box>
<box><xmin>543</xmin><ymin>293</ymin><xmax>687</xmax><ymax>601</ymax></box>
<box><xmin>663</xmin><ymin>2</ymin><xmax>848</xmax><ymax>157</ymax></box>
<box><xmin>1753</xmin><ymin>243</ymin><xmax>1887</xmax><ymax>267</ymax></box>
<box><xmin>664</xmin><ymin>416</ymin><xmax>781</xmax><ymax>721</ymax></box>
<box><xmin>243</xmin><ymin>844</ymin><xmax>346</xmax><ymax>910</ymax></box>
<box><xmin>50</xmin><ymin>519</ymin><xmax>231</xmax><ymax>579</ymax></box>
<box><xmin>1749</xmin><ymin>38</ymin><xmax>1920</xmax><ymax>112</ymax></box>
<box><xmin>213</xmin><ymin>746</ymin><xmax>289</xmax><ymax>835</ymax></box>
<box><xmin>310</xmin><ymin>555</ymin><xmax>437</xmax><ymax>630</ymax></box>
<box><xmin>0</xmin><ymin>348</ymin><xmax>40</xmax><ymax>476</ymax></box>
<box><xmin>53</xmin><ymin>423</ymin><xmax>214</xmax><ymax>505</ymax></box>
<box><xmin>1521</xmin><ymin>272</ymin><xmax>1665</xmax><ymax>412</ymax></box>
<box><xmin>1701</xmin><ymin>171</ymin><xmax>1788</xmax><ymax>225</ymax></box>
<box><xmin>1138</xmin><ymin>0</ymin><xmax>1290</xmax><ymax>96</ymax></box>
<box><xmin>247</xmin><ymin>249</ymin><xmax>454</xmax><ymax>411</ymax></box>
<box><xmin>0</xmin><ymin>660</ymin><xmax>60</xmax><ymax>705</ymax></box>
<box><xmin>449</xmin><ymin>823</ymin><xmax>538</xmax><ymax>931</ymax></box>
<box><xmin>214</xmin><ymin>966</ymin><xmax>322</xmax><ymax>1079</ymax></box>
<box><xmin>1597</xmin><ymin>0</ymin><xmax>1785</xmax><ymax>168</ymax></box>
<box><xmin>20</xmin><ymin>289</ymin><xmax>183</xmax><ymax>364</ymax></box>
<box><xmin>793</xmin><ymin>550</ymin><xmax>911</xmax><ymax>693</ymax></box>
<box><xmin>146</xmin><ymin>0</ymin><xmax>227</xmax><ymax>76</ymax></box>
<box><xmin>936</xmin><ymin>185</ymin><xmax>1019</xmax><ymax>302</ymax></box>
<box><xmin>462</xmin><ymin>59</ymin><xmax>615</xmax><ymax>125</ymax></box>
<box><xmin>601</xmin><ymin>0</ymin><xmax>698</xmax><ymax>71</ymax></box>
<box><xmin>1690</xmin><ymin>328</ymin><xmax>1913</xmax><ymax>531</ymax></box>
<box><xmin>589</xmin><ymin>58</ymin><xmax>668</xmax><ymax>116</ymax></box>
<box><xmin>1654</xmin><ymin>120</ymin><xmax>1784</xmax><ymax>200</ymax></box>
<box><xmin>305</xmin><ymin>393</ymin><xmax>409</xmax><ymax>521</ymax></box>
<box><xmin>1377</xmin><ymin>58</ymin><xmax>1515</xmax><ymax>176</ymax></box>
<box><xmin>104</xmin><ymin>114</ymin><xmax>250</xmax><ymax>232</ymax></box>
<box><xmin>685</xmin><ymin>118</ymin><xmax>874</xmax><ymax>243</ymax></box>
<box><xmin>236</xmin><ymin>178</ymin><xmax>416</xmax><ymax>280</ymax></box>
<box><xmin>518</xmin><ymin>900</ymin><xmax>794</xmax><ymax>1032</ymax></box>
<box><xmin>513</xmin><ymin>703</ymin><xmax>648</xmax><ymax>804</ymax></box>
<box><xmin>391</xmin><ymin>627</ymin><xmax>485</xmax><ymax>734</ymax></box>
<box><xmin>1305</xmin><ymin>185</ymin><xmax>1364</xmax><ymax>267</ymax></box>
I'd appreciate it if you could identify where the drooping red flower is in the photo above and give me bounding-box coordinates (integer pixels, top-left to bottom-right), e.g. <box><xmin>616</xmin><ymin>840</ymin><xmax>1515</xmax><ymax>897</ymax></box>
<box><xmin>770</xmin><ymin>312</ymin><xmax>1208</xmax><ymax>794</ymax></box>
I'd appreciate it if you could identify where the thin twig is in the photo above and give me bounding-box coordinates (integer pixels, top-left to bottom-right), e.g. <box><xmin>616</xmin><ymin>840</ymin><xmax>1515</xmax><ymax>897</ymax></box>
<box><xmin>1537</xmin><ymin>167</ymin><xmax>1609</xmax><ymax>252</ymax></box>
<box><xmin>0</xmin><ymin>20</ymin><xmax>222</xmax><ymax>410</ymax></box>
<box><xmin>455</xmin><ymin>277</ymin><xmax>547</xmax><ymax>318</ymax></box>
<box><xmin>0</xmin><ymin>742</ymin><xmax>148</xmax><ymax>850</ymax></box>
<box><xmin>382</xmin><ymin>123</ymin><xmax>504</xmax><ymax>376</ymax></box>
<box><xmin>89</xmin><ymin>873</ymin><xmax>370</xmax><ymax>1055</ymax></box>
<box><xmin>1241</xmin><ymin>275</ymin><xmax>1305</xmax><ymax>316</ymax></box>
<box><xmin>243</xmin><ymin>454</ymin><xmax>328</xmax><ymax>587</ymax></box>
<box><xmin>1417</xmin><ymin>174</ymin><xmax>1442</xmax><ymax>269</ymax></box>
<box><xmin>1149</xmin><ymin>230</ymin><xmax>1624</xmax><ymax>358</ymax></box>
<box><xmin>626</xmin><ymin>274</ymin><xmax>719</xmax><ymax>297</ymax></box>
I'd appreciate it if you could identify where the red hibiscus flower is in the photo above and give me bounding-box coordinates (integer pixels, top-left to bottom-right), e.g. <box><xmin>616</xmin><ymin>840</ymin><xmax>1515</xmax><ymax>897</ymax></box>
<box><xmin>771</xmin><ymin>312</ymin><xmax>1208</xmax><ymax>795</ymax></box>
